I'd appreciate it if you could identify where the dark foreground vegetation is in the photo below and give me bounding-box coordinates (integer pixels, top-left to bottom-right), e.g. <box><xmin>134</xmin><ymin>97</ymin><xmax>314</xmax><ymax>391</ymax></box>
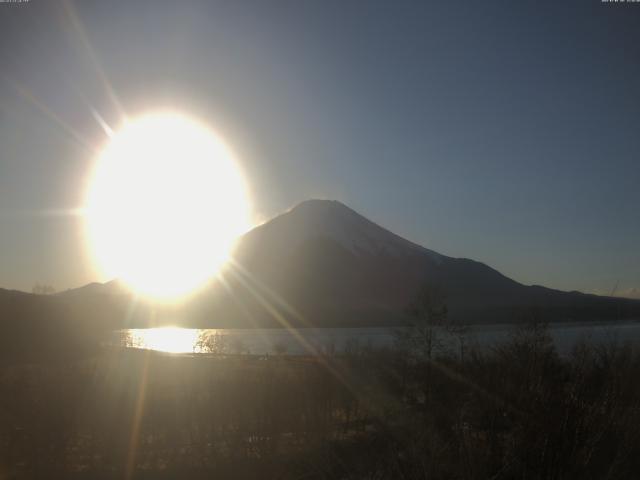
<box><xmin>1</xmin><ymin>319</ymin><xmax>640</xmax><ymax>479</ymax></box>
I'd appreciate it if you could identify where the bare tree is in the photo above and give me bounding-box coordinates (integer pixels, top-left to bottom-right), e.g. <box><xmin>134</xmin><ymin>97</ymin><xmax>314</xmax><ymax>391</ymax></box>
<box><xmin>446</xmin><ymin>320</ymin><xmax>470</xmax><ymax>363</ymax></box>
<box><xmin>32</xmin><ymin>283</ymin><xmax>56</xmax><ymax>295</ymax></box>
<box><xmin>396</xmin><ymin>284</ymin><xmax>450</xmax><ymax>404</ymax></box>
<box><xmin>195</xmin><ymin>331</ymin><xmax>228</xmax><ymax>354</ymax></box>
<box><xmin>402</xmin><ymin>284</ymin><xmax>449</xmax><ymax>361</ymax></box>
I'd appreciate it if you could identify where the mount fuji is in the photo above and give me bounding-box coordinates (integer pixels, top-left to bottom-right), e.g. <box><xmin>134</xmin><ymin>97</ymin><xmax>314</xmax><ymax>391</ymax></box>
<box><xmin>213</xmin><ymin>199</ymin><xmax>637</xmax><ymax>327</ymax></box>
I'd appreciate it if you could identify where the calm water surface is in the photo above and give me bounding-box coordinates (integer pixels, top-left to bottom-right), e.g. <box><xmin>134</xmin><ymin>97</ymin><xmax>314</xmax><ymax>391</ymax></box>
<box><xmin>118</xmin><ymin>321</ymin><xmax>640</xmax><ymax>356</ymax></box>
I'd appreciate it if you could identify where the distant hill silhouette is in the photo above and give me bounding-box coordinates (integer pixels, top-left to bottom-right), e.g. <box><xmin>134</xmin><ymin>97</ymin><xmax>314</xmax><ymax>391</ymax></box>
<box><xmin>3</xmin><ymin>199</ymin><xmax>639</xmax><ymax>331</ymax></box>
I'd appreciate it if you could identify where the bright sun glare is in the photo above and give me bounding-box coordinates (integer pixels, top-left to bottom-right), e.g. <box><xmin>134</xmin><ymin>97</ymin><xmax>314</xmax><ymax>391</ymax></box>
<box><xmin>85</xmin><ymin>113</ymin><xmax>250</xmax><ymax>300</ymax></box>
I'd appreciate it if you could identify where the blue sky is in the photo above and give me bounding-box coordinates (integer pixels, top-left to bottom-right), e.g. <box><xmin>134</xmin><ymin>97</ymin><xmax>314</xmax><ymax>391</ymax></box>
<box><xmin>0</xmin><ymin>0</ymin><xmax>638</xmax><ymax>297</ymax></box>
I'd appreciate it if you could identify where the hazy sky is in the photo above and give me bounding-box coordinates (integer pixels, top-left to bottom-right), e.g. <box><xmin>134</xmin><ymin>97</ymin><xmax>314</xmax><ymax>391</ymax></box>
<box><xmin>0</xmin><ymin>0</ymin><xmax>639</xmax><ymax>296</ymax></box>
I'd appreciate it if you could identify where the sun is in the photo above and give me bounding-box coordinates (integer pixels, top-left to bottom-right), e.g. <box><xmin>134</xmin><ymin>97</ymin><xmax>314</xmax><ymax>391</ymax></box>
<box><xmin>84</xmin><ymin>112</ymin><xmax>250</xmax><ymax>300</ymax></box>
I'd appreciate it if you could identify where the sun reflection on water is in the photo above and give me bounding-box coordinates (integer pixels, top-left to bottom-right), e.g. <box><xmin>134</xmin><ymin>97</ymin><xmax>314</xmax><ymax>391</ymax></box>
<box><xmin>126</xmin><ymin>327</ymin><xmax>201</xmax><ymax>353</ymax></box>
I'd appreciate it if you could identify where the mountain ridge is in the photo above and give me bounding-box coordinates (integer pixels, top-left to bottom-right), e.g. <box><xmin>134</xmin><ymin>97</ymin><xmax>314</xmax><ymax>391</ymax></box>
<box><xmin>7</xmin><ymin>199</ymin><xmax>640</xmax><ymax>328</ymax></box>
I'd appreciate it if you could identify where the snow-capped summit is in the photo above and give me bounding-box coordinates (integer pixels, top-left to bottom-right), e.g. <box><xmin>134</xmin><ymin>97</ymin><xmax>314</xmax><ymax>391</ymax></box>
<box><xmin>245</xmin><ymin>199</ymin><xmax>443</xmax><ymax>261</ymax></box>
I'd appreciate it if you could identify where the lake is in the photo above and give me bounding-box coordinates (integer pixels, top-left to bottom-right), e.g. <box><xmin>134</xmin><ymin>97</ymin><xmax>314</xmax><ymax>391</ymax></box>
<box><xmin>117</xmin><ymin>320</ymin><xmax>640</xmax><ymax>356</ymax></box>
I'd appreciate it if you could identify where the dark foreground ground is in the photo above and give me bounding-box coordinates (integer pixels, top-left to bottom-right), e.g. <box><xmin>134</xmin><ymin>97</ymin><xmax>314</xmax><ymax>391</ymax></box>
<box><xmin>1</xmin><ymin>321</ymin><xmax>640</xmax><ymax>479</ymax></box>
